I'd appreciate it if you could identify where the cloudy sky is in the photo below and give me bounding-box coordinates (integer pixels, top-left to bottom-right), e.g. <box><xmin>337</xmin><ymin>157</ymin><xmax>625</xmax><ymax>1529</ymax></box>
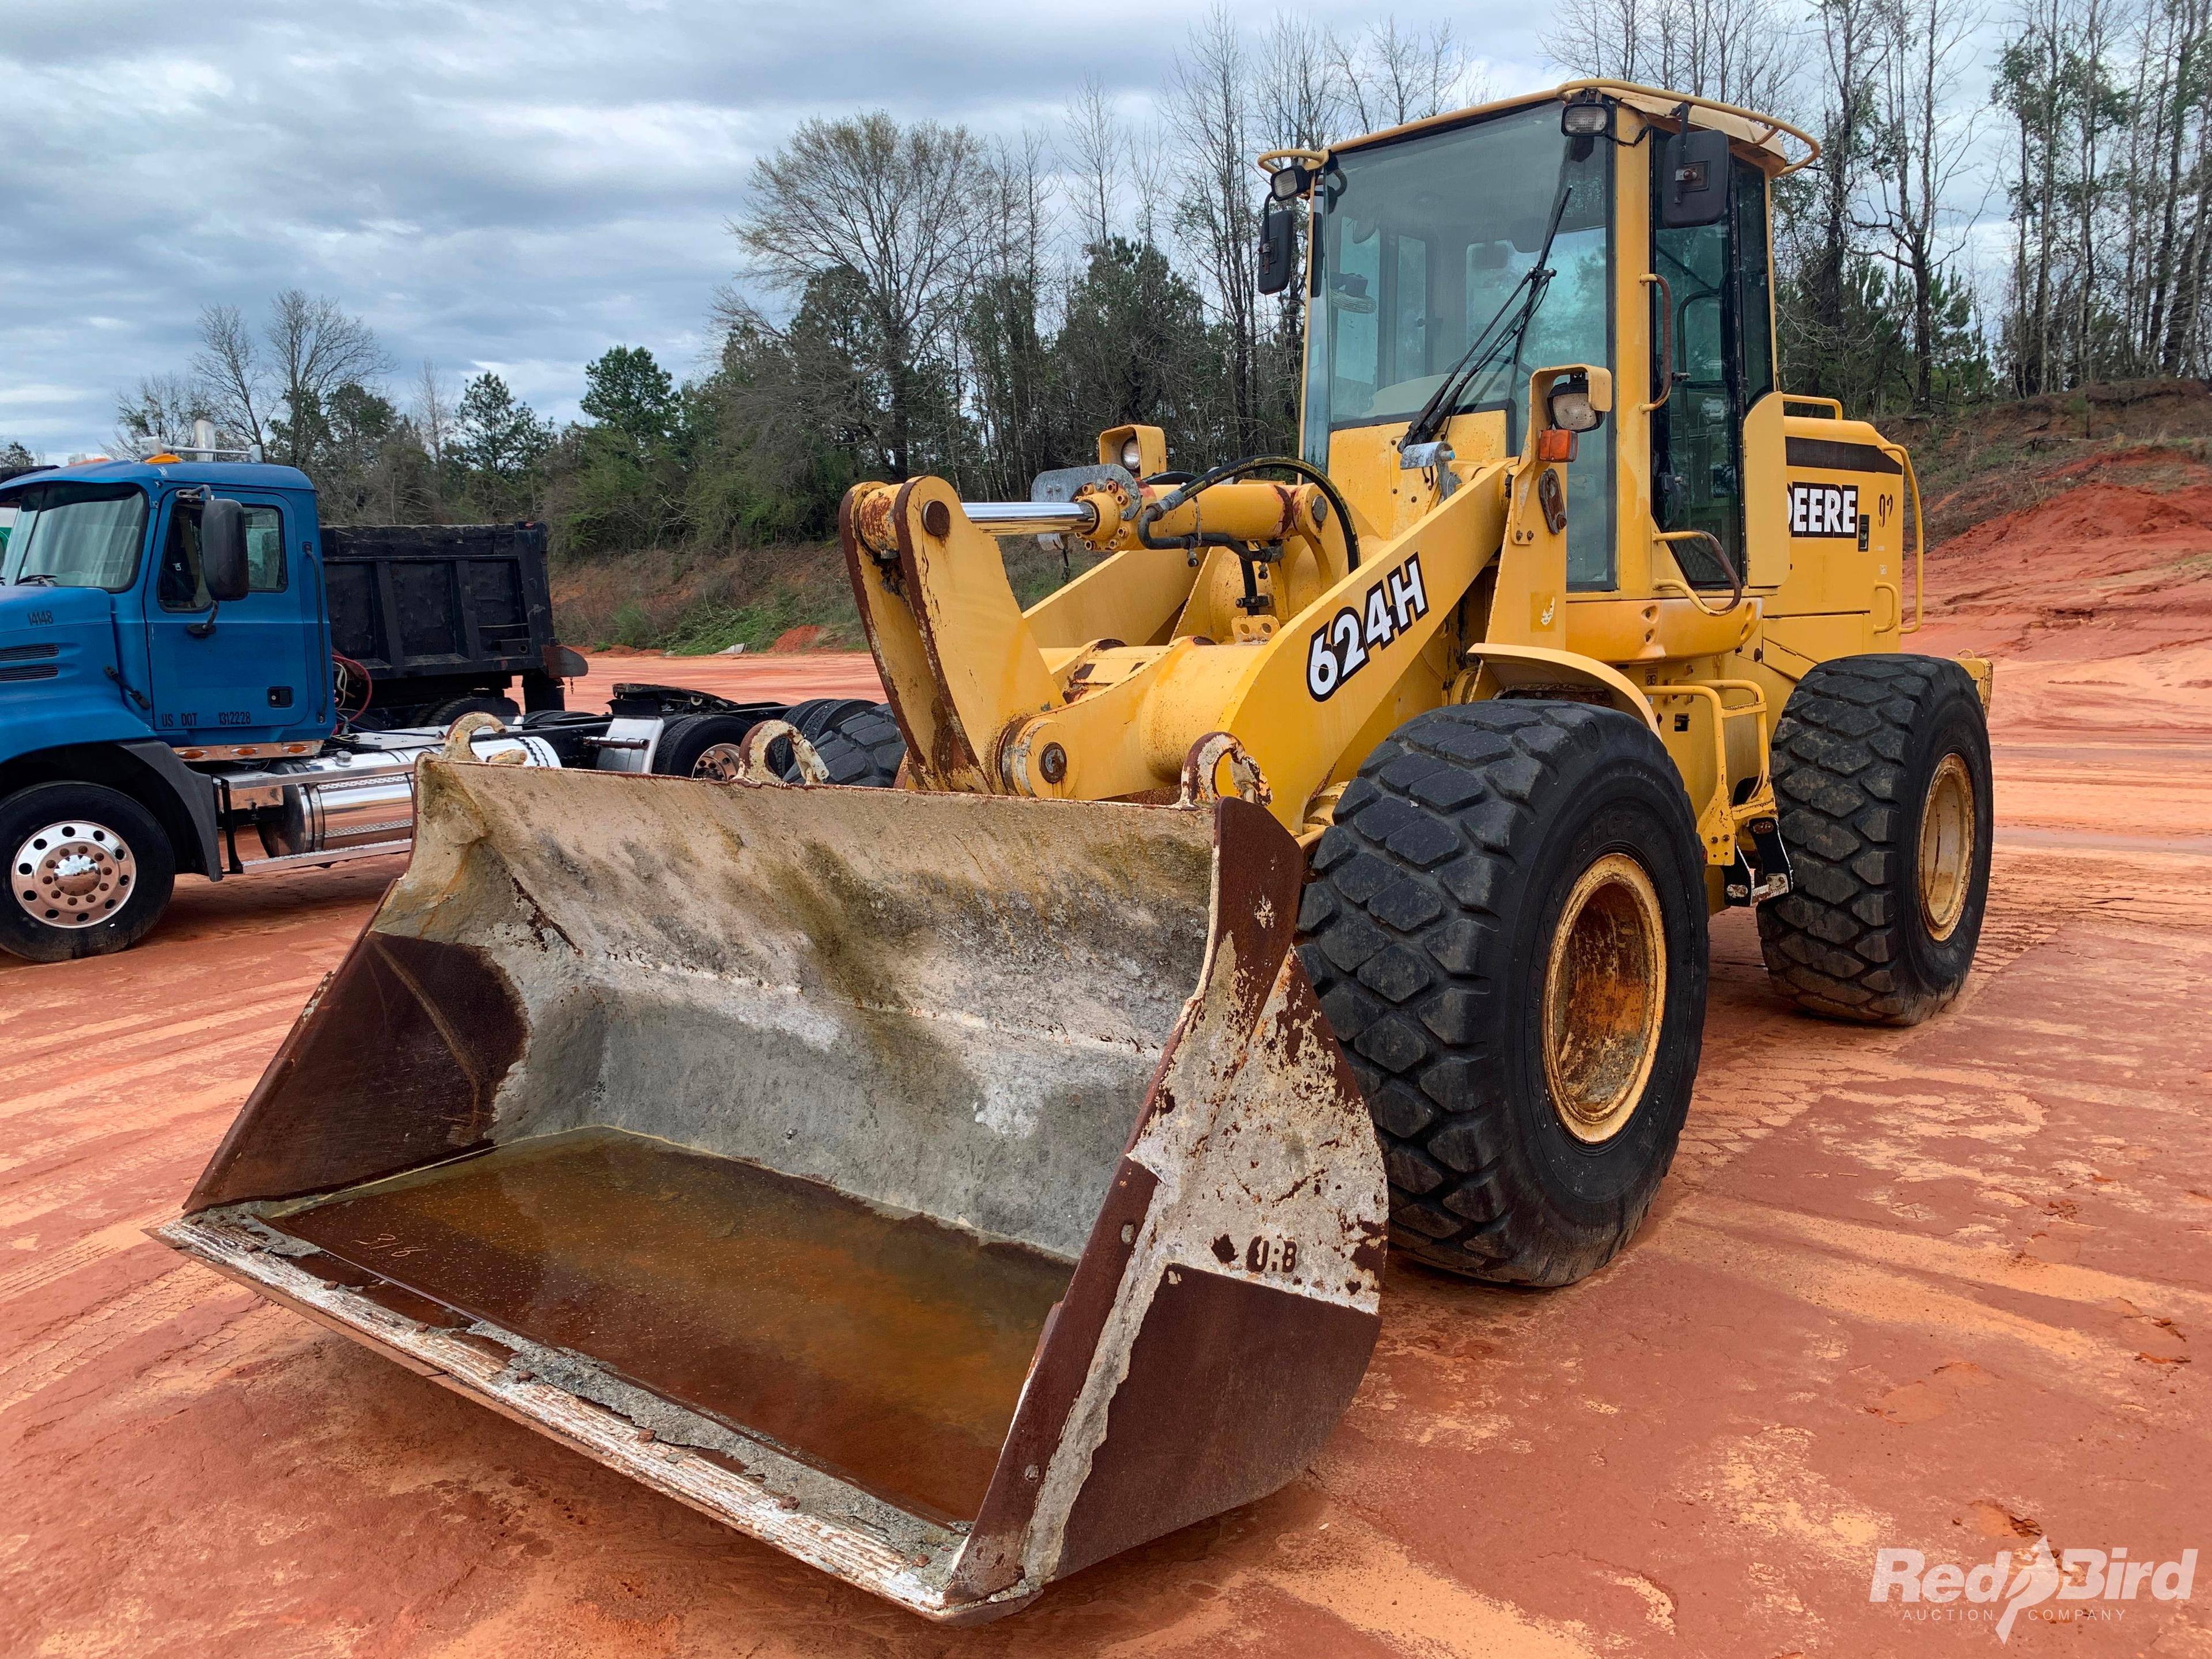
<box><xmin>2</xmin><ymin>1</ymin><xmax>1999</xmax><ymax>460</ymax></box>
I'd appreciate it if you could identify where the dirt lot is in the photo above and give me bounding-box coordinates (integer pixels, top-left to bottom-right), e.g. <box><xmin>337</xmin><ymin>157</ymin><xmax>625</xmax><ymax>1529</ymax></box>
<box><xmin>9</xmin><ymin>517</ymin><xmax>2212</xmax><ymax>1654</ymax></box>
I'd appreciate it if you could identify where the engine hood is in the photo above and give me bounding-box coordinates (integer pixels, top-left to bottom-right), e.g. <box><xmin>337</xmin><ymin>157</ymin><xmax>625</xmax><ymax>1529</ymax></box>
<box><xmin>0</xmin><ymin>582</ymin><xmax>119</xmax><ymax>693</ymax></box>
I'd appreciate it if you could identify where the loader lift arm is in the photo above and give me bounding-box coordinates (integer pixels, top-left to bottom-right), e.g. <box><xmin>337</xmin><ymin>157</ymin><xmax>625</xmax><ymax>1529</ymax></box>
<box><xmin>840</xmin><ymin>371</ymin><xmax>1617</xmax><ymax>835</ymax></box>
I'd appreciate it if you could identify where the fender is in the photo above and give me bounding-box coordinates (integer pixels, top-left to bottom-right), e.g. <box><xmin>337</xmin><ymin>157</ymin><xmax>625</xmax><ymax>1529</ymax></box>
<box><xmin>119</xmin><ymin>739</ymin><xmax>224</xmax><ymax>879</ymax></box>
<box><xmin>0</xmin><ymin>738</ymin><xmax>224</xmax><ymax>880</ymax></box>
<box><xmin>1459</xmin><ymin>643</ymin><xmax>1660</xmax><ymax>732</ymax></box>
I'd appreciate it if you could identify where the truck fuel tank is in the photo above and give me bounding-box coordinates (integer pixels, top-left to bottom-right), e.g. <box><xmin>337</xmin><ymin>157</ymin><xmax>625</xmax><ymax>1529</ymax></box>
<box><xmin>220</xmin><ymin>732</ymin><xmax>562</xmax><ymax>862</ymax></box>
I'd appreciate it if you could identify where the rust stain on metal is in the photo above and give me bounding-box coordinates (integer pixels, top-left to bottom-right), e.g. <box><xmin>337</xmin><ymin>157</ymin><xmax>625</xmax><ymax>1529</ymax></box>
<box><xmin>158</xmin><ymin>768</ymin><xmax>1383</xmax><ymax>1624</ymax></box>
<box><xmin>851</xmin><ymin>485</ymin><xmax>900</xmax><ymax>559</ymax></box>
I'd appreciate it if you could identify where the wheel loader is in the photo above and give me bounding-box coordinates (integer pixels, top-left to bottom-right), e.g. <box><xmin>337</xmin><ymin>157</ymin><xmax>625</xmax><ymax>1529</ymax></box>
<box><xmin>159</xmin><ymin>79</ymin><xmax>1994</xmax><ymax>1622</ymax></box>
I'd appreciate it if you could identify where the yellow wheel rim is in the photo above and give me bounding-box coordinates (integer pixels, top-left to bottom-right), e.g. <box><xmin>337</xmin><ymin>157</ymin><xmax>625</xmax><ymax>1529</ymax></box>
<box><xmin>1918</xmin><ymin>752</ymin><xmax>1975</xmax><ymax>941</ymax></box>
<box><xmin>1542</xmin><ymin>853</ymin><xmax>1667</xmax><ymax>1145</ymax></box>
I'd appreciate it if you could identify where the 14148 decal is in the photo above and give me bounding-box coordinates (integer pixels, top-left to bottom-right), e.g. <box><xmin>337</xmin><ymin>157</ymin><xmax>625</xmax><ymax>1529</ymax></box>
<box><xmin>1306</xmin><ymin>553</ymin><xmax>1430</xmax><ymax>700</ymax></box>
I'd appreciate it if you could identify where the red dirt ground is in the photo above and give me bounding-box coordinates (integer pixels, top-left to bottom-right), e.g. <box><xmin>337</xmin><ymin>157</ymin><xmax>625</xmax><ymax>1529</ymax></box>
<box><xmin>6</xmin><ymin>493</ymin><xmax>2212</xmax><ymax>1656</ymax></box>
<box><xmin>569</xmin><ymin>648</ymin><xmax>884</xmax><ymax>711</ymax></box>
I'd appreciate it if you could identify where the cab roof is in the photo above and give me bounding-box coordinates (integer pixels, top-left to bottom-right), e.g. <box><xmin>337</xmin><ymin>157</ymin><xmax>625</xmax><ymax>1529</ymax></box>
<box><xmin>0</xmin><ymin>457</ymin><xmax>315</xmax><ymax>495</ymax></box>
<box><xmin>1325</xmin><ymin>78</ymin><xmax>1819</xmax><ymax>176</ymax></box>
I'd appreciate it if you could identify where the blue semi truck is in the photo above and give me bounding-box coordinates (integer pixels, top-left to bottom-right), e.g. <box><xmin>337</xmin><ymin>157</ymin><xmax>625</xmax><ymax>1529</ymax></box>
<box><xmin>0</xmin><ymin>455</ymin><xmax>893</xmax><ymax>963</ymax></box>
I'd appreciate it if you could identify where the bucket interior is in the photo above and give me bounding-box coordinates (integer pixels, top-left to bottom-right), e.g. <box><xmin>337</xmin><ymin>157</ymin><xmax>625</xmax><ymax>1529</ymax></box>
<box><xmin>201</xmin><ymin>770</ymin><xmax>1224</xmax><ymax>1527</ymax></box>
<box><xmin>265</xmin><ymin>1127</ymin><xmax>1073</xmax><ymax>1522</ymax></box>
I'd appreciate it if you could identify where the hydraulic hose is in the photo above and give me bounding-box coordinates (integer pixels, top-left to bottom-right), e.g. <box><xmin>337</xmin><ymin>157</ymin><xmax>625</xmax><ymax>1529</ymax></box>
<box><xmin>1146</xmin><ymin>454</ymin><xmax>1362</xmax><ymax>571</ymax></box>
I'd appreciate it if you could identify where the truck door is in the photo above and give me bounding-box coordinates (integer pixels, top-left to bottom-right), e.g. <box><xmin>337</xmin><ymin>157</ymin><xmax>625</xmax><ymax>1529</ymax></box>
<box><xmin>1650</xmin><ymin>152</ymin><xmax>1775</xmax><ymax>588</ymax></box>
<box><xmin>142</xmin><ymin>490</ymin><xmax>320</xmax><ymax>744</ymax></box>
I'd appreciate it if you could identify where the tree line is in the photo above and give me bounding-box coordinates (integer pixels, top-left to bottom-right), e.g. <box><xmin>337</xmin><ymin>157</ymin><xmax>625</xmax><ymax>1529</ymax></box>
<box><xmin>97</xmin><ymin>0</ymin><xmax>2212</xmax><ymax>559</ymax></box>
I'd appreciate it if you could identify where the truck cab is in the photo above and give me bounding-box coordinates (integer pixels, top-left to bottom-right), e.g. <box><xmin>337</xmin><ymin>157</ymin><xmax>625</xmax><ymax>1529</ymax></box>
<box><xmin>0</xmin><ymin>459</ymin><xmax>332</xmax><ymax>751</ymax></box>
<box><xmin>0</xmin><ymin>458</ymin><xmax>840</xmax><ymax>964</ymax></box>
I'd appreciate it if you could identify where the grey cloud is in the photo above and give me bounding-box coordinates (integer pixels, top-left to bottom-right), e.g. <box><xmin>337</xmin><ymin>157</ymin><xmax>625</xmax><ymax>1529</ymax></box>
<box><xmin>2</xmin><ymin>0</ymin><xmax>1550</xmax><ymax>456</ymax></box>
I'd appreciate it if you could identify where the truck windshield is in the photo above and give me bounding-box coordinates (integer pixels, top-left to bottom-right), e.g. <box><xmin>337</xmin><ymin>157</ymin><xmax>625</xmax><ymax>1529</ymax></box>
<box><xmin>1302</xmin><ymin>103</ymin><xmax>1615</xmax><ymax>583</ymax></box>
<box><xmin>0</xmin><ymin>483</ymin><xmax>149</xmax><ymax>591</ymax></box>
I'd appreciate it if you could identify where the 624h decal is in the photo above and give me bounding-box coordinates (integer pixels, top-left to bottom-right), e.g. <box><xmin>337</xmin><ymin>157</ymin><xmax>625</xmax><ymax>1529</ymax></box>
<box><xmin>1306</xmin><ymin>553</ymin><xmax>1429</xmax><ymax>701</ymax></box>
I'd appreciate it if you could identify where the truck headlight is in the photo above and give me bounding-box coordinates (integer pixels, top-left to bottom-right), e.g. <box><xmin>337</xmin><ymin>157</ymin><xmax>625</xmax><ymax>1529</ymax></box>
<box><xmin>1120</xmin><ymin>436</ymin><xmax>1145</xmax><ymax>472</ymax></box>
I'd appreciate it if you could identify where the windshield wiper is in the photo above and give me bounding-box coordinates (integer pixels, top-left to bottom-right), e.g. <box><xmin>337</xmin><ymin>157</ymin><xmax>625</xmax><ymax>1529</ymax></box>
<box><xmin>13</xmin><ymin>571</ymin><xmax>58</xmax><ymax>586</ymax></box>
<box><xmin>1400</xmin><ymin>177</ymin><xmax>1574</xmax><ymax>454</ymax></box>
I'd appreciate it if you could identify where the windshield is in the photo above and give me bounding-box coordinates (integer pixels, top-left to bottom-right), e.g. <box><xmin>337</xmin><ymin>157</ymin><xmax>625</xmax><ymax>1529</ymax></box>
<box><xmin>1303</xmin><ymin>104</ymin><xmax>1617</xmax><ymax>584</ymax></box>
<box><xmin>0</xmin><ymin>483</ymin><xmax>149</xmax><ymax>591</ymax></box>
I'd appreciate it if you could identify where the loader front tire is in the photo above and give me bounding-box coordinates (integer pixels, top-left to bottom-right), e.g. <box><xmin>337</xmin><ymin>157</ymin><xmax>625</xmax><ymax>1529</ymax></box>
<box><xmin>1759</xmin><ymin>654</ymin><xmax>1992</xmax><ymax>1025</ymax></box>
<box><xmin>1298</xmin><ymin>702</ymin><xmax>1708</xmax><ymax>1287</ymax></box>
<box><xmin>789</xmin><ymin>700</ymin><xmax>906</xmax><ymax>787</ymax></box>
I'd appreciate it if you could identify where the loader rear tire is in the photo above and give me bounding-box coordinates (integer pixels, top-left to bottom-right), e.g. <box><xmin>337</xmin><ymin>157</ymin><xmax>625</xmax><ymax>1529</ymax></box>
<box><xmin>1759</xmin><ymin>654</ymin><xmax>1992</xmax><ymax>1025</ymax></box>
<box><xmin>1298</xmin><ymin>702</ymin><xmax>1708</xmax><ymax>1287</ymax></box>
<box><xmin>788</xmin><ymin>701</ymin><xmax>906</xmax><ymax>787</ymax></box>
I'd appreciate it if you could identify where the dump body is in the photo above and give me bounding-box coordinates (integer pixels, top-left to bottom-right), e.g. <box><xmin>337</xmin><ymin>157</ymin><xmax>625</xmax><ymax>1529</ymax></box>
<box><xmin>322</xmin><ymin>522</ymin><xmax>578</xmax><ymax>726</ymax></box>
<box><xmin>159</xmin><ymin>759</ymin><xmax>1385</xmax><ymax>1620</ymax></box>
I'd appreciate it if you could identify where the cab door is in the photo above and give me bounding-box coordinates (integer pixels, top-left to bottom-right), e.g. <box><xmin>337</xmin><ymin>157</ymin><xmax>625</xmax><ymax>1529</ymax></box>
<box><xmin>142</xmin><ymin>488</ymin><xmax>320</xmax><ymax>743</ymax></box>
<box><xmin>1650</xmin><ymin>153</ymin><xmax>1775</xmax><ymax>589</ymax></box>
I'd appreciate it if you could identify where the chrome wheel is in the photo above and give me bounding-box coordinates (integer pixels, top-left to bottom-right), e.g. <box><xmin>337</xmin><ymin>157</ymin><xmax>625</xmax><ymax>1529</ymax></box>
<box><xmin>693</xmin><ymin>741</ymin><xmax>748</xmax><ymax>782</ymax></box>
<box><xmin>12</xmin><ymin>820</ymin><xmax>138</xmax><ymax>930</ymax></box>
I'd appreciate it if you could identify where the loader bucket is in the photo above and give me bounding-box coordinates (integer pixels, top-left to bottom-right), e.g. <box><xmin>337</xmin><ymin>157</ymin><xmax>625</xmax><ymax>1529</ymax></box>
<box><xmin>157</xmin><ymin>759</ymin><xmax>1385</xmax><ymax>1622</ymax></box>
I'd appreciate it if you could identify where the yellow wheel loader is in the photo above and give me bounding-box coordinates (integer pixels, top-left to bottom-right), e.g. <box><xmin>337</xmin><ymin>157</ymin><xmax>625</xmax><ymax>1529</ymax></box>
<box><xmin>161</xmin><ymin>80</ymin><xmax>1994</xmax><ymax>1622</ymax></box>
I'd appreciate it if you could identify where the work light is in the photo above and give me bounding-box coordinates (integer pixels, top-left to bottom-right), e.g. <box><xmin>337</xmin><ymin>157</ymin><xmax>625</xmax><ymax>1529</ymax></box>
<box><xmin>1561</xmin><ymin>94</ymin><xmax>1611</xmax><ymax>138</ymax></box>
<box><xmin>1549</xmin><ymin>377</ymin><xmax>1601</xmax><ymax>432</ymax></box>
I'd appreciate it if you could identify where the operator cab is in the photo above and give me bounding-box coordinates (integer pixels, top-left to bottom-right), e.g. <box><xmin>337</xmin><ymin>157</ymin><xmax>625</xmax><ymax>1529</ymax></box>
<box><xmin>1282</xmin><ymin>84</ymin><xmax>1812</xmax><ymax>607</ymax></box>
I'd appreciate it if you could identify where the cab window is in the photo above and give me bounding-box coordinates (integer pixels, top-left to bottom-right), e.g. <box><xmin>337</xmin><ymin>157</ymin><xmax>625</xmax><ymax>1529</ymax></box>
<box><xmin>158</xmin><ymin>497</ymin><xmax>287</xmax><ymax>610</ymax></box>
<box><xmin>0</xmin><ymin>483</ymin><xmax>147</xmax><ymax>590</ymax></box>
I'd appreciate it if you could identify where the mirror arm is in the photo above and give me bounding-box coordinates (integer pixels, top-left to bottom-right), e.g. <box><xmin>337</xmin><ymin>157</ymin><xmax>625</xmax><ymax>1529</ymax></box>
<box><xmin>185</xmin><ymin>600</ymin><xmax>219</xmax><ymax>639</ymax></box>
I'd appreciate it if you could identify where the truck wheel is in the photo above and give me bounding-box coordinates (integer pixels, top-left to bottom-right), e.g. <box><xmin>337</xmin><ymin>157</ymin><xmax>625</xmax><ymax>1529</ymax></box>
<box><xmin>1759</xmin><ymin>654</ymin><xmax>1993</xmax><ymax>1025</ymax></box>
<box><xmin>787</xmin><ymin>702</ymin><xmax>905</xmax><ymax>786</ymax></box>
<box><xmin>1297</xmin><ymin>702</ymin><xmax>1708</xmax><ymax>1286</ymax></box>
<box><xmin>425</xmin><ymin>695</ymin><xmax>522</xmax><ymax>728</ymax></box>
<box><xmin>653</xmin><ymin>713</ymin><xmax>766</xmax><ymax>779</ymax></box>
<box><xmin>0</xmin><ymin>782</ymin><xmax>177</xmax><ymax>963</ymax></box>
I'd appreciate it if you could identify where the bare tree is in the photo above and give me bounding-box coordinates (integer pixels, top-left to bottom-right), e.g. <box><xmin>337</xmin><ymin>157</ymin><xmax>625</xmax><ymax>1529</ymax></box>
<box><xmin>736</xmin><ymin>113</ymin><xmax>995</xmax><ymax>478</ymax></box>
<box><xmin>1062</xmin><ymin>77</ymin><xmax>1127</xmax><ymax>252</ymax></box>
<box><xmin>1332</xmin><ymin>18</ymin><xmax>1483</xmax><ymax>133</ymax></box>
<box><xmin>1168</xmin><ymin>6</ymin><xmax>1268</xmax><ymax>452</ymax></box>
<box><xmin>1257</xmin><ymin>14</ymin><xmax>1346</xmax><ymax>150</ymax></box>
<box><xmin>1800</xmin><ymin>0</ymin><xmax>1888</xmax><ymax>392</ymax></box>
<box><xmin>113</xmin><ymin>372</ymin><xmax>213</xmax><ymax>459</ymax></box>
<box><xmin>1866</xmin><ymin>0</ymin><xmax>1984</xmax><ymax>407</ymax></box>
<box><xmin>1548</xmin><ymin>0</ymin><xmax>1658</xmax><ymax>84</ymax></box>
<box><xmin>1546</xmin><ymin>0</ymin><xmax>1800</xmax><ymax>113</ymax></box>
<box><xmin>410</xmin><ymin>360</ymin><xmax>453</xmax><ymax>472</ymax></box>
<box><xmin>263</xmin><ymin>289</ymin><xmax>393</xmax><ymax>465</ymax></box>
<box><xmin>192</xmin><ymin>304</ymin><xmax>270</xmax><ymax>450</ymax></box>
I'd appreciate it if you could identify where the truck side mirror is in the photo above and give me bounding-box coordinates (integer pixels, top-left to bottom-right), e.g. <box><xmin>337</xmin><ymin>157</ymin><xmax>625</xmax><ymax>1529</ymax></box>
<box><xmin>1257</xmin><ymin>203</ymin><xmax>1296</xmax><ymax>294</ymax></box>
<box><xmin>1660</xmin><ymin>126</ymin><xmax>1731</xmax><ymax>228</ymax></box>
<box><xmin>201</xmin><ymin>497</ymin><xmax>251</xmax><ymax>602</ymax></box>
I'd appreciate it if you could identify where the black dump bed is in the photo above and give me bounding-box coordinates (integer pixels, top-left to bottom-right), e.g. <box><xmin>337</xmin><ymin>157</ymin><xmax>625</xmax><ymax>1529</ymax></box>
<box><xmin>321</xmin><ymin>523</ymin><xmax>582</xmax><ymax>724</ymax></box>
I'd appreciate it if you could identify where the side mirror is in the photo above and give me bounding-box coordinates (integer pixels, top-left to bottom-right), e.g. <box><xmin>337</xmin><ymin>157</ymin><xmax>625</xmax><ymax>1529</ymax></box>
<box><xmin>1257</xmin><ymin>204</ymin><xmax>1296</xmax><ymax>295</ymax></box>
<box><xmin>1660</xmin><ymin>126</ymin><xmax>1731</xmax><ymax>228</ymax></box>
<box><xmin>201</xmin><ymin>497</ymin><xmax>251</xmax><ymax>601</ymax></box>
